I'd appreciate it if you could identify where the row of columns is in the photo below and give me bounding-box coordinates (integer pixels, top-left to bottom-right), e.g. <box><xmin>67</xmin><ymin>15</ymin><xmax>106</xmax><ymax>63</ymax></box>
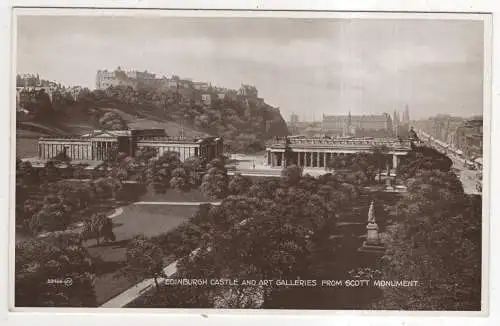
<box><xmin>150</xmin><ymin>145</ymin><xmax>199</xmax><ymax>161</ymax></box>
<box><xmin>39</xmin><ymin>143</ymin><xmax>91</xmax><ymax>160</ymax></box>
<box><xmin>91</xmin><ymin>141</ymin><xmax>117</xmax><ymax>161</ymax></box>
<box><xmin>267</xmin><ymin>150</ymin><xmax>400</xmax><ymax>170</ymax></box>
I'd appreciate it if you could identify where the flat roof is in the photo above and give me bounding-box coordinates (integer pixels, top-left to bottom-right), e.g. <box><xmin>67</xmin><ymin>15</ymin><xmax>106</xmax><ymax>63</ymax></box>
<box><xmin>21</xmin><ymin>157</ymin><xmax>104</xmax><ymax>168</ymax></box>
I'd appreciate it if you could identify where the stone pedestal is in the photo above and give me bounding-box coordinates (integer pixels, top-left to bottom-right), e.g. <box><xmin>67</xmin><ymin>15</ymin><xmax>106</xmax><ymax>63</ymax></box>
<box><xmin>385</xmin><ymin>178</ymin><xmax>394</xmax><ymax>191</ymax></box>
<box><xmin>366</xmin><ymin>223</ymin><xmax>380</xmax><ymax>245</ymax></box>
<box><xmin>358</xmin><ymin>222</ymin><xmax>385</xmax><ymax>254</ymax></box>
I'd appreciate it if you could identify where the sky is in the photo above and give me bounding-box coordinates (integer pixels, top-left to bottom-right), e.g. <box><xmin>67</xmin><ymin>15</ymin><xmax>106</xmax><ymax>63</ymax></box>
<box><xmin>16</xmin><ymin>15</ymin><xmax>485</xmax><ymax>121</ymax></box>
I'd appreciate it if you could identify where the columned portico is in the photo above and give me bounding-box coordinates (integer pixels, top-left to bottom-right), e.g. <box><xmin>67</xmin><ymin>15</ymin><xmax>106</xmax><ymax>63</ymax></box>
<box><xmin>266</xmin><ymin>137</ymin><xmax>411</xmax><ymax>175</ymax></box>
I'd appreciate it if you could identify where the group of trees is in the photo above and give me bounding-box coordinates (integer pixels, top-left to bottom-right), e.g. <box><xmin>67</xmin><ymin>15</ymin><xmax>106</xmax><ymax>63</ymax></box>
<box><xmin>375</xmin><ymin>146</ymin><xmax>482</xmax><ymax>310</ymax></box>
<box><xmin>98</xmin><ymin>111</ymin><xmax>128</xmax><ymax>130</ymax></box>
<box><xmin>325</xmin><ymin>145</ymin><xmax>391</xmax><ymax>185</ymax></box>
<box><xmin>124</xmin><ymin>145</ymin><xmax>481</xmax><ymax>310</ymax></box>
<box><xmin>144</xmin><ymin>151</ymin><xmax>207</xmax><ymax>193</ymax></box>
<box><xmin>99</xmin><ymin>85</ymin><xmax>288</xmax><ymax>152</ymax></box>
<box><xmin>397</xmin><ymin>145</ymin><xmax>454</xmax><ymax>179</ymax></box>
<box><xmin>16</xmin><ymin>234</ymin><xmax>97</xmax><ymax>307</ymax></box>
<box><xmin>127</xmin><ymin>166</ymin><xmax>371</xmax><ymax>308</ymax></box>
<box><xmin>81</xmin><ymin>212</ymin><xmax>116</xmax><ymax>246</ymax></box>
<box><xmin>16</xmin><ymin>157</ymin><xmax>124</xmax><ymax>235</ymax></box>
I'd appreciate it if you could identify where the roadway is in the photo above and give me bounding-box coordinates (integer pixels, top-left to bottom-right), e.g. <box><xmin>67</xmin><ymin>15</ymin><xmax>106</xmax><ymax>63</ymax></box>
<box><xmin>415</xmin><ymin>129</ymin><xmax>481</xmax><ymax>195</ymax></box>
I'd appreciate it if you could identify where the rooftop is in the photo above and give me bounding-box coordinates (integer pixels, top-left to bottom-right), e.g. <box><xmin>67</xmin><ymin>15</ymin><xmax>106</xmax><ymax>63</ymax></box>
<box><xmin>267</xmin><ymin>137</ymin><xmax>412</xmax><ymax>149</ymax></box>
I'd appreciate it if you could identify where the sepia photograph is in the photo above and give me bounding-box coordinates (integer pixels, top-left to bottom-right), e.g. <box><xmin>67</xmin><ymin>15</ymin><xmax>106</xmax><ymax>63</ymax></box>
<box><xmin>11</xmin><ymin>9</ymin><xmax>490</xmax><ymax>312</ymax></box>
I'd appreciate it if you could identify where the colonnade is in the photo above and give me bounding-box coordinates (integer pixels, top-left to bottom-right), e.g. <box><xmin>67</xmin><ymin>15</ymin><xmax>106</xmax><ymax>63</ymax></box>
<box><xmin>267</xmin><ymin>150</ymin><xmax>400</xmax><ymax>170</ymax></box>
<box><xmin>138</xmin><ymin>144</ymin><xmax>200</xmax><ymax>162</ymax></box>
<box><xmin>38</xmin><ymin>140</ymin><xmax>118</xmax><ymax>161</ymax></box>
<box><xmin>39</xmin><ymin>142</ymin><xmax>91</xmax><ymax>160</ymax></box>
<box><xmin>91</xmin><ymin>140</ymin><xmax>117</xmax><ymax>161</ymax></box>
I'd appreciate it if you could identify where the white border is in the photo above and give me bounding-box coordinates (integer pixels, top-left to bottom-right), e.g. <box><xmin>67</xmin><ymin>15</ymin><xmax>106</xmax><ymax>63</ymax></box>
<box><xmin>2</xmin><ymin>1</ymin><xmax>498</xmax><ymax>325</ymax></box>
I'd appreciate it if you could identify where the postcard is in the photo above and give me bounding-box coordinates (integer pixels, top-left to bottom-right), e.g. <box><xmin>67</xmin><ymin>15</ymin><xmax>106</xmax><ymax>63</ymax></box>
<box><xmin>10</xmin><ymin>8</ymin><xmax>491</xmax><ymax>315</ymax></box>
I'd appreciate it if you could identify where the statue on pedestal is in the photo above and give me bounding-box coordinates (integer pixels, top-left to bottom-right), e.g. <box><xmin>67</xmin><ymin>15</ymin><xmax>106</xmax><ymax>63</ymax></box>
<box><xmin>358</xmin><ymin>200</ymin><xmax>385</xmax><ymax>254</ymax></box>
<box><xmin>366</xmin><ymin>201</ymin><xmax>381</xmax><ymax>245</ymax></box>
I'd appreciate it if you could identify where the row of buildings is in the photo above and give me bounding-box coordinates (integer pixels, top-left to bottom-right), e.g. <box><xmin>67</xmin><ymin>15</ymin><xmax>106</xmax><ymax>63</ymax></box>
<box><xmin>413</xmin><ymin>115</ymin><xmax>483</xmax><ymax>161</ymax></box>
<box><xmin>95</xmin><ymin>67</ymin><xmax>263</xmax><ymax>106</ymax></box>
<box><xmin>28</xmin><ymin>128</ymin><xmax>224</xmax><ymax>168</ymax></box>
<box><xmin>16</xmin><ymin>74</ymin><xmax>85</xmax><ymax>106</ymax></box>
<box><xmin>288</xmin><ymin>105</ymin><xmax>411</xmax><ymax>139</ymax></box>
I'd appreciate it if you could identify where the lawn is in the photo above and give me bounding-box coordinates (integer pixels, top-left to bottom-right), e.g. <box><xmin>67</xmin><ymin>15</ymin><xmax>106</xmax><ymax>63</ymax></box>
<box><xmin>86</xmin><ymin>203</ymin><xmax>199</xmax><ymax>305</ymax></box>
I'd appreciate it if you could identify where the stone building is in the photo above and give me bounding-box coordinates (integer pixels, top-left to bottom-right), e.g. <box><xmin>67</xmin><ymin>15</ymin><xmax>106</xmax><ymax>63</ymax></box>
<box><xmin>266</xmin><ymin>137</ymin><xmax>411</xmax><ymax>172</ymax></box>
<box><xmin>454</xmin><ymin>118</ymin><xmax>483</xmax><ymax>159</ymax></box>
<box><xmin>201</xmin><ymin>94</ymin><xmax>212</xmax><ymax>105</ymax></box>
<box><xmin>238</xmin><ymin>84</ymin><xmax>258</xmax><ymax>98</ymax></box>
<box><xmin>322</xmin><ymin>113</ymin><xmax>392</xmax><ymax>137</ymax></box>
<box><xmin>95</xmin><ymin>67</ymin><xmax>157</xmax><ymax>90</ymax></box>
<box><xmin>36</xmin><ymin>128</ymin><xmax>223</xmax><ymax>163</ymax></box>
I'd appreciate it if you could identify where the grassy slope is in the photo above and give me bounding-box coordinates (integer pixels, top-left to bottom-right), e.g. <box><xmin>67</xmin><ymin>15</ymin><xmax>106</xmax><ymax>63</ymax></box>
<box><xmin>17</xmin><ymin>106</ymin><xmax>207</xmax><ymax>138</ymax></box>
<box><xmin>16</xmin><ymin>105</ymin><xmax>210</xmax><ymax>158</ymax></box>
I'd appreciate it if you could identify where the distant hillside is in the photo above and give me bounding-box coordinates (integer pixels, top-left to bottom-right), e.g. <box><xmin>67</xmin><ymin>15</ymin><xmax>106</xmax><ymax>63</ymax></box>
<box><xmin>16</xmin><ymin>76</ymin><xmax>289</xmax><ymax>153</ymax></box>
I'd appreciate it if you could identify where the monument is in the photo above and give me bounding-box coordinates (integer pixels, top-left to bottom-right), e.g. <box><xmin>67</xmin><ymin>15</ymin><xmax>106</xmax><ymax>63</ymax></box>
<box><xmin>358</xmin><ymin>201</ymin><xmax>386</xmax><ymax>254</ymax></box>
<box><xmin>385</xmin><ymin>178</ymin><xmax>394</xmax><ymax>191</ymax></box>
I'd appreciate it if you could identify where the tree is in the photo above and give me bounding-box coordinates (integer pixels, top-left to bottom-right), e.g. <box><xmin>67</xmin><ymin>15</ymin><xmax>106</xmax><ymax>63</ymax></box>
<box><xmin>281</xmin><ymin>164</ymin><xmax>303</xmax><ymax>187</ymax></box>
<box><xmin>201</xmin><ymin>159</ymin><xmax>229</xmax><ymax>199</ymax></box>
<box><xmin>121</xmin><ymin>236</ymin><xmax>165</xmax><ymax>290</ymax></box>
<box><xmin>145</xmin><ymin>151</ymin><xmax>182</xmax><ymax>193</ymax></box>
<box><xmin>283</xmin><ymin>136</ymin><xmax>295</xmax><ymax>167</ymax></box>
<box><xmin>29</xmin><ymin>194</ymin><xmax>73</xmax><ymax>234</ymax></box>
<box><xmin>350</xmin><ymin>153</ymin><xmax>378</xmax><ymax>182</ymax></box>
<box><xmin>98</xmin><ymin>112</ymin><xmax>128</xmax><ymax>130</ymax></box>
<box><xmin>82</xmin><ymin>213</ymin><xmax>115</xmax><ymax>246</ymax></box>
<box><xmin>18</xmin><ymin>88</ymin><xmax>54</xmax><ymax>118</ymax></box>
<box><xmin>371</xmin><ymin>145</ymin><xmax>390</xmax><ymax>183</ymax></box>
<box><xmin>136</xmin><ymin>147</ymin><xmax>158</xmax><ymax>166</ymax></box>
<box><xmin>398</xmin><ymin>146</ymin><xmax>453</xmax><ymax>179</ymax></box>
<box><xmin>182</xmin><ymin>156</ymin><xmax>207</xmax><ymax>186</ymax></box>
<box><xmin>375</xmin><ymin>169</ymin><xmax>481</xmax><ymax>310</ymax></box>
<box><xmin>15</xmin><ymin>235</ymin><xmax>97</xmax><ymax>307</ymax></box>
<box><xmin>169</xmin><ymin>167</ymin><xmax>190</xmax><ymax>191</ymax></box>
<box><xmin>228</xmin><ymin>173</ymin><xmax>252</xmax><ymax>196</ymax></box>
<box><xmin>43</xmin><ymin>160</ymin><xmax>61</xmax><ymax>182</ymax></box>
<box><xmin>476</xmin><ymin>171</ymin><xmax>482</xmax><ymax>193</ymax></box>
<box><xmin>94</xmin><ymin>177</ymin><xmax>123</xmax><ymax>200</ymax></box>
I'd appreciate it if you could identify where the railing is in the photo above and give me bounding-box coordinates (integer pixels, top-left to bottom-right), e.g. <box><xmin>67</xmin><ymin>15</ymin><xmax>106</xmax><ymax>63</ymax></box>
<box><xmin>39</xmin><ymin>137</ymin><xmax>90</xmax><ymax>141</ymax></box>
<box><xmin>266</xmin><ymin>137</ymin><xmax>412</xmax><ymax>149</ymax></box>
<box><xmin>136</xmin><ymin>137</ymin><xmax>201</xmax><ymax>143</ymax></box>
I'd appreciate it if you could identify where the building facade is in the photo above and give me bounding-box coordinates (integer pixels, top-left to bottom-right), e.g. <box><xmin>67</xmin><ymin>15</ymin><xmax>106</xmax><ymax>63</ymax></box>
<box><xmin>322</xmin><ymin>113</ymin><xmax>392</xmax><ymax>137</ymax></box>
<box><xmin>16</xmin><ymin>86</ymin><xmax>54</xmax><ymax>104</ymax></box>
<box><xmin>238</xmin><ymin>84</ymin><xmax>258</xmax><ymax>98</ymax></box>
<box><xmin>454</xmin><ymin>118</ymin><xmax>483</xmax><ymax>159</ymax></box>
<box><xmin>36</xmin><ymin>129</ymin><xmax>223</xmax><ymax>163</ymax></box>
<box><xmin>201</xmin><ymin>94</ymin><xmax>212</xmax><ymax>105</ymax></box>
<box><xmin>266</xmin><ymin>137</ymin><xmax>411</xmax><ymax>171</ymax></box>
<box><xmin>95</xmin><ymin>67</ymin><xmax>158</xmax><ymax>90</ymax></box>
